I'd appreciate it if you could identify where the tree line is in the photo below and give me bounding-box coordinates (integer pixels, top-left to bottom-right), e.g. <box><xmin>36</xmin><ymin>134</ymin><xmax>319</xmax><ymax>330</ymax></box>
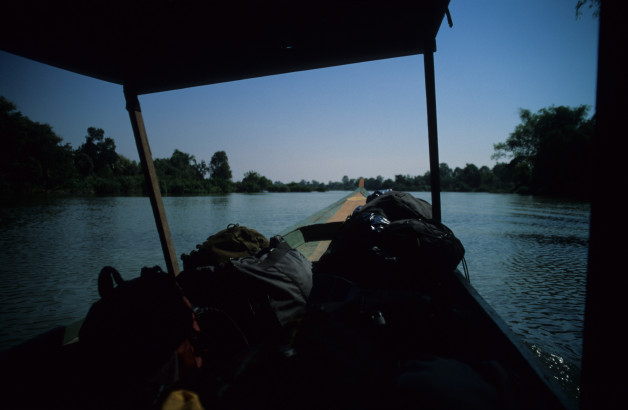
<box><xmin>1</xmin><ymin>96</ymin><xmax>593</xmax><ymax>199</ymax></box>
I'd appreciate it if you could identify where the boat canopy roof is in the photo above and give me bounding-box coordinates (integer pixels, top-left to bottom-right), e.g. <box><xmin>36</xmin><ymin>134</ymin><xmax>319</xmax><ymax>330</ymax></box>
<box><xmin>1</xmin><ymin>0</ymin><xmax>451</xmax><ymax>273</ymax></box>
<box><xmin>1</xmin><ymin>0</ymin><xmax>450</xmax><ymax>95</ymax></box>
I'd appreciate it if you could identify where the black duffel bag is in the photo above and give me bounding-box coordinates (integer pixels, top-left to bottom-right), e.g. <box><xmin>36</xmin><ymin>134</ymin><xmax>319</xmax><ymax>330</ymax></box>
<box><xmin>379</xmin><ymin>217</ymin><xmax>464</xmax><ymax>274</ymax></box>
<box><xmin>361</xmin><ymin>190</ymin><xmax>433</xmax><ymax>220</ymax></box>
<box><xmin>317</xmin><ymin>191</ymin><xmax>465</xmax><ymax>290</ymax></box>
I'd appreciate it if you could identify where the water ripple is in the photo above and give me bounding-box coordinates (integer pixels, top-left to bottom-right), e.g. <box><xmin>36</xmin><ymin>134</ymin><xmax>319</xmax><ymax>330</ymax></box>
<box><xmin>1</xmin><ymin>192</ymin><xmax>590</xmax><ymax>399</ymax></box>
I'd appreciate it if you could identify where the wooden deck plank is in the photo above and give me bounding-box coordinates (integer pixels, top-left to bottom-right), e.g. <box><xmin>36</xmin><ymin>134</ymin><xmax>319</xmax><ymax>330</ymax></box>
<box><xmin>297</xmin><ymin>190</ymin><xmax>366</xmax><ymax>261</ymax></box>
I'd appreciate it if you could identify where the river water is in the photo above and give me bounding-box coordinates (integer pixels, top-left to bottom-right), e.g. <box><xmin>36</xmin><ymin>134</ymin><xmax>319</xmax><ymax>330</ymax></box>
<box><xmin>0</xmin><ymin>191</ymin><xmax>589</xmax><ymax>397</ymax></box>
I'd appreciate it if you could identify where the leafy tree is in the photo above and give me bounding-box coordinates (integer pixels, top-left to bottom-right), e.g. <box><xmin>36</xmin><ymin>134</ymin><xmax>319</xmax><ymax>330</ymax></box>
<box><xmin>115</xmin><ymin>155</ymin><xmax>141</xmax><ymax>177</ymax></box>
<box><xmin>341</xmin><ymin>175</ymin><xmax>351</xmax><ymax>189</ymax></box>
<box><xmin>439</xmin><ymin>163</ymin><xmax>454</xmax><ymax>191</ymax></box>
<box><xmin>193</xmin><ymin>160</ymin><xmax>209</xmax><ymax>180</ymax></box>
<box><xmin>394</xmin><ymin>174</ymin><xmax>412</xmax><ymax>190</ymax></box>
<box><xmin>169</xmin><ymin>149</ymin><xmax>194</xmax><ymax>173</ymax></box>
<box><xmin>286</xmin><ymin>182</ymin><xmax>313</xmax><ymax>192</ymax></box>
<box><xmin>237</xmin><ymin>171</ymin><xmax>272</xmax><ymax>193</ymax></box>
<box><xmin>74</xmin><ymin>152</ymin><xmax>94</xmax><ymax>176</ymax></box>
<box><xmin>75</xmin><ymin>127</ymin><xmax>118</xmax><ymax>176</ymax></box>
<box><xmin>576</xmin><ymin>0</ymin><xmax>601</xmax><ymax>18</ymax></box>
<box><xmin>493</xmin><ymin>105</ymin><xmax>594</xmax><ymax>197</ymax></box>
<box><xmin>112</xmin><ymin>155</ymin><xmax>143</xmax><ymax>195</ymax></box>
<box><xmin>209</xmin><ymin>151</ymin><xmax>232</xmax><ymax>181</ymax></box>
<box><xmin>458</xmin><ymin>164</ymin><xmax>481</xmax><ymax>190</ymax></box>
<box><xmin>382</xmin><ymin>178</ymin><xmax>394</xmax><ymax>190</ymax></box>
<box><xmin>478</xmin><ymin>166</ymin><xmax>496</xmax><ymax>191</ymax></box>
<box><xmin>1</xmin><ymin>96</ymin><xmax>76</xmax><ymax>193</ymax></box>
<box><xmin>491</xmin><ymin>163</ymin><xmax>514</xmax><ymax>191</ymax></box>
<box><xmin>268</xmin><ymin>181</ymin><xmax>290</xmax><ymax>192</ymax></box>
<box><xmin>171</xmin><ymin>150</ymin><xmax>206</xmax><ymax>180</ymax></box>
<box><xmin>153</xmin><ymin>149</ymin><xmax>208</xmax><ymax>194</ymax></box>
<box><xmin>364</xmin><ymin>175</ymin><xmax>384</xmax><ymax>191</ymax></box>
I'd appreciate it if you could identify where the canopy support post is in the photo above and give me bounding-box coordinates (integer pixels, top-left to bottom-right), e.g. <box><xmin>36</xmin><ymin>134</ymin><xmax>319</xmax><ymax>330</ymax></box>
<box><xmin>424</xmin><ymin>51</ymin><xmax>442</xmax><ymax>222</ymax></box>
<box><xmin>124</xmin><ymin>87</ymin><xmax>180</xmax><ymax>277</ymax></box>
<box><xmin>581</xmin><ymin>1</ymin><xmax>627</xmax><ymax>408</ymax></box>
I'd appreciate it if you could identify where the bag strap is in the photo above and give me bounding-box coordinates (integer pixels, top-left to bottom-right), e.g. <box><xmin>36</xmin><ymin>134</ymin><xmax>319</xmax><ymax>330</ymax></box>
<box><xmin>97</xmin><ymin>266</ymin><xmax>124</xmax><ymax>298</ymax></box>
<box><xmin>256</xmin><ymin>236</ymin><xmax>292</xmax><ymax>270</ymax></box>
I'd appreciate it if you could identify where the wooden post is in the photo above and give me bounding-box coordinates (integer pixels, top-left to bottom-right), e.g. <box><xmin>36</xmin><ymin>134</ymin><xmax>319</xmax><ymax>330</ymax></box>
<box><xmin>424</xmin><ymin>51</ymin><xmax>442</xmax><ymax>222</ymax></box>
<box><xmin>580</xmin><ymin>1</ymin><xmax>628</xmax><ymax>408</ymax></box>
<box><xmin>124</xmin><ymin>87</ymin><xmax>180</xmax><ymax>276</ymax></box>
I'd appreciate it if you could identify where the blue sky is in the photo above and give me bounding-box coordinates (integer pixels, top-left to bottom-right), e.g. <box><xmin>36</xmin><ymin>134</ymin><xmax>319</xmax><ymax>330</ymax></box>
<box><xmin>0</xmin><ymin>1</ymin><xmax>599</xmax><ymax>183</ymax></box>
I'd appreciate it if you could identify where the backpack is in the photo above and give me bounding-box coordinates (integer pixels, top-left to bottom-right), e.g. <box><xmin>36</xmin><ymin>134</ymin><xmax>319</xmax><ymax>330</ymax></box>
<box><xmin>181</xmin><ymin>224</ymin><xmax>269</xmax><ymax>271</ymax></box>
<box><xmin>361</xmin><ymin>190</ymin><xmax>433</xmax><ymax>220</ymax></box>
<box><xmin>177</xmin><ymin>235</ymin><xmax>313</xmax><ymax>347</ymax></box>
<box><xmin>317</xmin><ymin>191</ymin><xmax>465</xmax><ymax>289</ymax></box>
<box><xmin>78</xmin><ymin>266</ymin><xmax>201</xmax><ymax>409</ymax></box>
<box><xmin>379</xmin><ymin>218</ymin><xmax>465</xmax><ymax>275</ymax></box>
<box><xmin>230</xmin><ymin>235</ymin><xmax>313</xmax><ymax>328</ymax></box>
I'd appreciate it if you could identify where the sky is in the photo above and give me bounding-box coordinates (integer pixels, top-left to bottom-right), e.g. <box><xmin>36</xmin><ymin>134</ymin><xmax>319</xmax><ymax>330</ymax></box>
<box><xmin>0</xmin><ymin>1</ymin><xmax>599</xmax><ymax>183</ymax></box>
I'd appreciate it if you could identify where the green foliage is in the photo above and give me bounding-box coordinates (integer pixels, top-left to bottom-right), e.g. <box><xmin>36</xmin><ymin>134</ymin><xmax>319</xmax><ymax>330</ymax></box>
<box><xmin>154</xmin><ymin>150</ymin><xmax>211</xmax><ymax>195</ymax></box>
<box><xmin>208</xmin><ymin>177</ymin><xmax>234</xmax><ymax>194</ymax></box>
<box><xmin>209</xmin><ymin>151</ymin><xmax>232</xmax><ymax>181</ymax></box>
<box><xmin>0</xmin><ymin>96</ymin><xmax>76</xmax><ymax>194</ymax></box>
<box><xmin>267</xmin><ymin>182</ymin><xmax>290</xmax><ymax>192</ymax></box>
<box><xmin>361</xmin><ymin>175</ymin><xmax>384</xmax><ymax>191</ymax></box>
<box><xmin>492</xmin><ymin>105</ymin><xmax>594</xmax><ymax>198</ymax></box>
<box><xmin>0</xmin><ymin>96</ymin><xmax>594</xmax><ymax>199</ymax></box>
<box><xmin>75</xmin><ymin>127</ymin><xmax>118</xmax><ymax>177</ymax></box>
<box><xmin>236</xmin><ymin>171</ymin><xmax>272</xmax><ymax>193</ymax></box>
<box><xmin>576</xmin><ymin>0</ymin><xmax>601</xmax><ymax>18</ymax></box>
<box><xmin>286</xmin><ymin>182</ymin><xmax>313</xmax><ymax>192</ymax></box>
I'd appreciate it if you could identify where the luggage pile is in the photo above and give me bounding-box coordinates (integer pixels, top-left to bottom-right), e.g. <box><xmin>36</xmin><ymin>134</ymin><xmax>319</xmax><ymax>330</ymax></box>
<box><xmin>71</xmin><ymin>192</ymin><xmax>532</xmax><ymax>410</ymax></box>
<box><xmin>317</xmin><ymin>190</ymin><xmax>466</xmax><ymax>289</ymax></box>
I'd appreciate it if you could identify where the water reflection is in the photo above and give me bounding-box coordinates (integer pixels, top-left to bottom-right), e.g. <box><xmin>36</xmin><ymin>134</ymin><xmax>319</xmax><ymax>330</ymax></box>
<box><xmin>529</xmin><ymin>343</ymin><xmax>581</xmax><ymax>398</ymax></box>
<box><xmin>439</xmin><ymin>192</ymin><xmax>589</xmax><ymax>398</ymax></box>
<box><xmin>0</xmin><ymin>192</ymin><xmax>352</xmax><ymax>349</ymax></box>
<box><xmin>514</xmin><ymin>232</ymin><xmax>588</xmax><ymax>246</ymax></box>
